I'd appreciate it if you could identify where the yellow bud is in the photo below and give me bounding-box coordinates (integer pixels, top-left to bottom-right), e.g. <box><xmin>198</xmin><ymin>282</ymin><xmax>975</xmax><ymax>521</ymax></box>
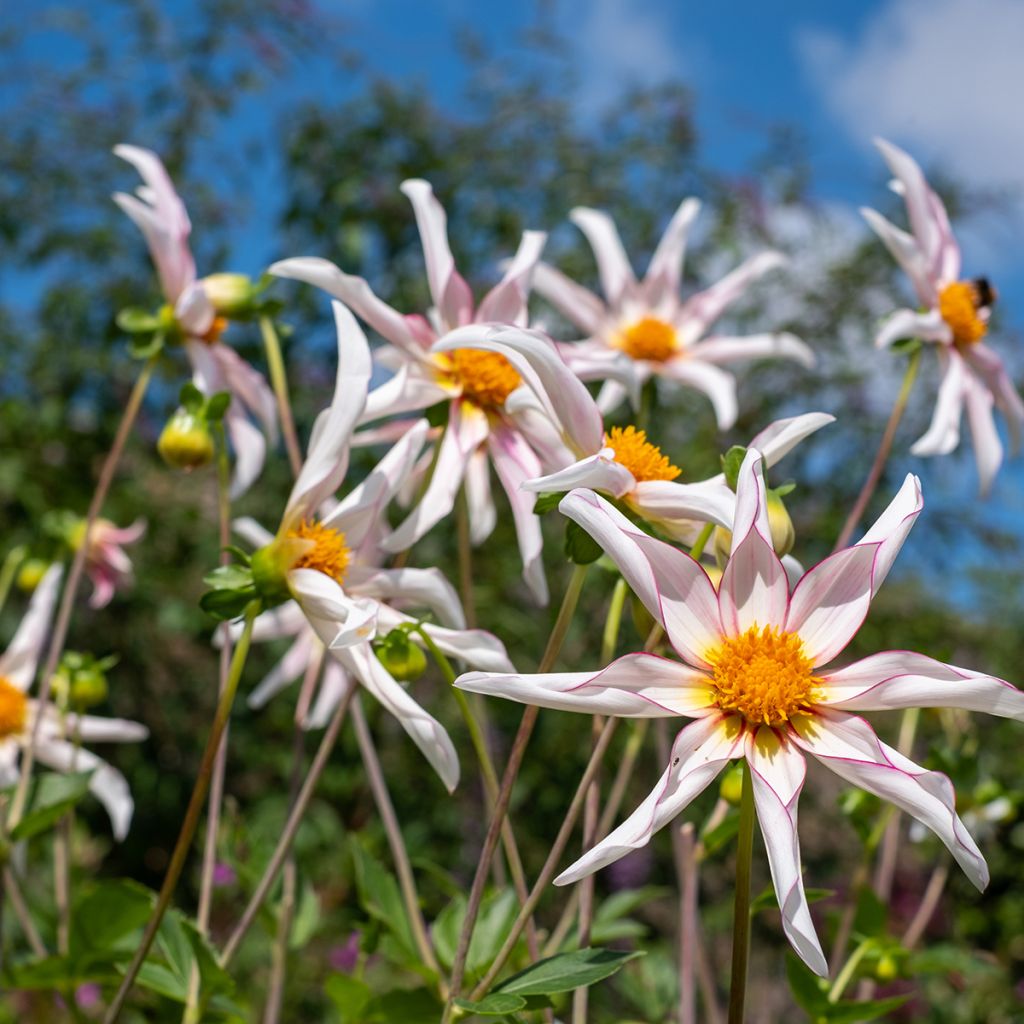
<box><xmin>766</xmin><ymin>491</ymin><xmax>795</xmax><ymax>558</ymax></box>
<box><xmin>200</xmin><ymin>273</ymin><xmax>256</xmax><ymax>317</ymax></box>
<box><xmin>719</xmin><ymin>763</ymin><xmax>745</xmax><ymax>806</ymax></box>
<box><xmin>16</xmin><ymin>559</ymin><xmax>50</xmax><ymax>593</ymax></box>
<box><xmin>157</xmin><ymin>409</ymin><xmax>215</xmax><ymax>470</ymax></box>
<box><xmin>376</xmin><ymin>634</ymin><xmax>428</xmax><ymax>682</ymax></box>
<box><xmin>875</xmin><ymin>954</ymin><xmax>899</xmax><ymax>981</ymax></box>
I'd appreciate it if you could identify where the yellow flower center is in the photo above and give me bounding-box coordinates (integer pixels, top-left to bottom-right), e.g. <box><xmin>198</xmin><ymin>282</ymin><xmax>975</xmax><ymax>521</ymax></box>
<box><xmin>0</xmin><ymin>677</ymin><xmax>28</xmax><ymax>740</ymax></box>
<box><xmin>938</xmin><ymin>281</ymin><xmax>987</xmax><ymax>346</ymax></box>
<box><xmin>197</xmin><ymin>316</ymin><xmax>230</xmax><ymax>346</ymax></box>
<box><xmin>615</xmin><ymin>317</ymin><xmax>679</xmax><ymax>362</ymax></box>
<box><xmin>285</xmin><ymin>520</ymin><xmax>350</xmax><ymax>585</ymax></box>
<box><xmin>449</xmin><ymin>348</ymin><xmax>521</xmax><ymax>408</ymax></box>
<box><xmin>706</xmin><ymin>626</ymin><xmax>819</xmax><ymax>728</ymax></box>
<box><xmin>605</xmin><ymin>425</ymin><xmax>681</xmax><ymax>482</ymax></box>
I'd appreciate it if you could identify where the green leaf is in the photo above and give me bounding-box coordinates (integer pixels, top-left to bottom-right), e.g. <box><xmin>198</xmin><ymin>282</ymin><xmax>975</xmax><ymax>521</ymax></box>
<box><xmin>350</xmin><ymin>839</ymin><xmax>417</xmax><ymax>960</ymax></box>
<box><xmin>772</xmin><ymin>480</ymin><xmax>796</xmax><ymax>497</ymax></box>
<box><xmin>823</xmin><ymin>995</ymin><xmax>910</xmax><ymax>1022</ymax></box>
<box><xmin>495</xmin><ymin>948</ymin><xmax>643</xmax><ymax>996</ymax></box>
<box><xmin>179</xmin><ymin>381</ymin><xmax>206</xmax><ymax>412</ymax></box>
<box><xmin>127</xmin><ymin>330</ymin><xmax>166</xmax><ymax>360</ymax></box>
<box><xmin>853</xmin><ymin>887</ymin><xmax>888</xmax><ymax>939</ymax></box>
<box><xmin>720</xmin><ymin>445</ymin><xmax>747</xmax><ymax>490</ymax></box>
<box><xmin>203</xmin><ymin>564</ymin><xmax>254</xmax><ymax>590</ymax></box>
<box><xmin>116</xmin><ymin>307</ymin><xmax>162</xmax><ymax>333</ymax></box>
<box><xmin>289</xmin><ymin>880</ymin><xmax>321</xmax><ymax>950</ymax></box>
<box><xmin>200</xmin><ymin>586</ymin><xmax>258</xmax><ymax>620</ymax></box>
<box><xmin>206</xmin><ymin>391</ymin><xmax>232</xmax><ymax>421</ymax></box>
<box><xmin>785</xmin><ymin>953</ymin><xmax>829</xmax><ymax>1013</ymax></box>
<box><xmin>71</xmin><ymin>879</ymin><xmax>154</xmax><ymax>955</ymax></box>
<box><xmin>135</xmin><ymin>961</ymin><xmax>189</xmax><ymax>1002</ymax></box>
<box><xmin>564</xmin><ymin>520</ymin><xmax>602</xmax><ymax>565</ymax></box>
<box><xmin>325</xmin><ymin>974</ymin><xmax>372</xmax><ymax>1022</ymax></box>
<box><xmin>700</xmin><ymin>808</ymin><xmax>739</xmax><ymax>858</ymax></box>
<box><xmin>532</xmin><ymin>491</ymin><xmax>566</xmax><ymax>515</ymax></box>
<box><xmin>454</xmin><ymin>993</ymin><xmax>527</xmax><ymax>1015</ymax></box>
<box><xmin>11</xmin><ymin>771</ymin><xmax>94</xmax><ymax>841</ymax></box>
<box><xmin>156</xmin><ymin>911</ymin><xmax>193</xmax><ymax>990</ymax></box>
<box><xmin>364</xmin><ymin>987</ymin><xmax>442</xmax><ymax>1023</ymax></box>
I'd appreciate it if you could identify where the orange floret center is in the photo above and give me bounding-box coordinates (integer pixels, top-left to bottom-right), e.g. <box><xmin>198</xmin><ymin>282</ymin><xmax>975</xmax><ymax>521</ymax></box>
<box><xmin>706</xmin><ymin>625</ymin><xmax>819</xmax><ymax>727</ymax></box>
<box><xmin>197</xmin><ymin>316</ymin><xmax>230</xmax><ymax>346</ymax></box>
<box><xmin>605</xmin><ymin>425</ymin><xmax>681</xmax><ymax>482</ymax></box>
<box><xmin>286</xmin><ymin>520</ymin><xmax>350</xmax><ymax>585</ymax></box>
<box><xmin>938</xmin><ymin>281</ymin><xmax>987</xmax><ymax>346</ymax></box>
<box><xmin>450</xmin><ymin>348</ymin><xmax>521</xmax><ymax>408</ymax></box>
<box><xmin>616</xmin><ymin>317</ymin><xmax>679</xmax><ymax>362</ymax></box>
<box><xmin>0</xmin><ymin>677</ymin><xmax>28</xmax><ymax>740</ymax></box>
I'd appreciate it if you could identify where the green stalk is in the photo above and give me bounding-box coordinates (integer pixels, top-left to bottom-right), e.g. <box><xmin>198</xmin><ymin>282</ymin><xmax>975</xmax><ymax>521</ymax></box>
<box><xmin>103</xmin><ymin>604</ymin><xmax>258</xmax><ymax>1024</ymax></box>
<box><xmin>726</xmin><ymin>761</ymin><xmax>755</xmax><ymax>1024</ymax></box>
<box><xmin>259</xmin><ymin>316</ymin><xmax>303</xmax><ymax>477</ymax></box>
<box><xmin>0</xmin><ymin>546</ymin><xmax>27</xmax><ymax>618</ymax></box>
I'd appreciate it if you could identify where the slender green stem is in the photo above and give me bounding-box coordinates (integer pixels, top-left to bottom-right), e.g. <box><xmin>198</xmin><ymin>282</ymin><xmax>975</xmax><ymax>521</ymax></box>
<box><xmin>259</xmin><ymin>316</ymin><xmax>303</xmax><ymax>477</ymax></box>
<box><xmin>7</xmin><ymin>355</ymin><xmax>159</xmax><ymax>835</ymax></box>
<box><xmin>103</xmin><ymin>604</ymin><xmax>257</xmax><ymax>1024</ymax></box>
<box><xmin>827</xmin><ymin>939</ymin><xmax>871</xmax><ymax>1003</ymax></box>
<box><xmin>442</xmin><ymin>564</ymin><xmax>589</xmax><ymax>1021</ymax></box>
<box><xmin>834</xmin><ymin>347</ymin><xmax>921</xmax><ymax>552</ymax></box>
<box><xmin>3</xmin><ymin>867</ymin><xmax>46</xmax><ymax>958</ymax></box>
<box><xmin>0</xmin><ymin>546</ymin><xmax>27</xmax><ymax>618</ymax></box>
<box><xmin>600</xmin><ymin>576</ymin><xmax>628</xmax><ymax>665</ymax></box>
<box><xmin>874</xmin><ymin>707</ymin><xmax>920</xmax><ymax>899</ymax></box>
<box><xmin>455</xmin><ymin>486</ymin><xmax>477</xmax><ymax>628</ymax></box>
<box><xmin>727</xmin><ymin>761</ymin><xmax>755</xmax><ymax>1024</ymax></box>
<box><xmin>689</xmin><ymin>522</ymin><xmax>714</xmax><ymax>562</ymax></box>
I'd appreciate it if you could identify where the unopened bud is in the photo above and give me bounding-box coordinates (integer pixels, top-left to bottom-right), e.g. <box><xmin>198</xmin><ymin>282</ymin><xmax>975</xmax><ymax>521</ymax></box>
<box><xmin>875</xmin><ymin>953</ymin><xmax>899</xmax><ymax>981</ymax></box>
<box><xmin>375</xmin><ymin>631</ymin><xmax>427</xmax><ymax>682</ymax></box>
<box><xmin>158</xmin><ymin>409</ymin><xmax>215</xmax><ymax>470</ymax></box>
<box><xmin>719</xmin><ymin>763</ymin><xmax>745</xmax><ymax>806</ymax></box>
<box><xmin>766</xmin><ymin>490</ymin><xmax>795</xmax><ymax>558</ymax></box>
<box><xmin>16</xmin><ymin>558</ymin><xmax>50</xmax><ymax>593</ymax></box>
<box><xmin>200</xmin><ymin>273</ymin><xmax>256</xmax><ymax>317</ymax></box>
<box><xmin>70</xmin><ymin>669</ymin><xmax>109</xmax><ymax>709</ymax></box>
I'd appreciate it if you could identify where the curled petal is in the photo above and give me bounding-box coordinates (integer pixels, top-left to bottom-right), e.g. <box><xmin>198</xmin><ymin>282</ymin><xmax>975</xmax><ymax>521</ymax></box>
<box><xmin>965</xmin><ymin>344</ymin><xmax>1024</xmax><ymax>454</ymax></box>
<box><xmin>860</xmin><ymin>208</ymin><xmax>934</xmax><ymax>307</ymax></box>
<box><xmin>854</xmin><ymin>472</ymin><xmax>923</xmax><ymax>596</ymax></box>
<box><xmin>747</xmin><ymin>412</ymin><xmax>835</xmax><ymax>469</ymax></box>
<box><xmin>630</xmin><ymin>478</ymin><xmax>736</xmax><ymax>539</ymax></box>
<box><xmin>456</xmin><ymin>652</ymin><xmax>714</xmax><ymax>718</ymax></box>
<box><xmin>66</xmin><ymin>715</ymin><xmax>149</xmax><ymax>744</ymax></box>
<box><xmin>555</xmin><ymin>715</ymin><xmax>741</xmax><ymax>885</ymax></box>
<box><xmin>570</xmin><ymin>206</ymin><xmax>638</xmax><ymax>305</ymax></box>
<box><xmin>964</xmin><ymin>371</ymin><xmax>1003</xmax><ymax>495</ymax></box>
<box><xmin>524</xmin><ymin>452</ymin><xmax>636</xmax><ymax>499</ymax></box>
<box><xmin>346</xmin><ymin>565</ymin><xmax>465</xmax><ymax>630</ymax></box>
<box><xmin>873</xmin><ymin>307</ymin><xmax>949</xmax><ymax>350</ymax></box>
<box><xmin>289</xmin><ymin>570</ymin><xmax>378</xmax><ymax>649</ymax></box>
<box><xmin>659</xmin><ymin>358</ymin><xmax>738</xmax><ymax>430</ymax></box>
<box><xmin>477</xmin><ymin>230</ymin><xmax>547</xmax><ymax>324</ymax></box>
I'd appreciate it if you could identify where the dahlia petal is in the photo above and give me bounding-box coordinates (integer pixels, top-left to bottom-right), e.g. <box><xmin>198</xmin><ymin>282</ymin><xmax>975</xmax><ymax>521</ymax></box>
<box><xmin>555</xmin><ymin>716</ymin><xmax>741</xmax><ymax>885</ymax></box>
<box><xmin>965</xmin><ymin>371</ymin><xmax>1003</xmax><ymax>495</ymax></box>
<box><xmin>464</xmin><ymin>448</ymin><xmax>497</xmax><ymax>545</ymax></box>
<box><xmin>965</xmin><ymin>344</ymin><xmax>1024</xmax><ymax>453</ymax></box>
<box><xmin>860</xmin><ymin>207</ymin><xmax>935</xmax><ymax>307</ymax></box>
<box><xmin>524</xmin><ymin>452</ymin><xmax>636</xmax><ymax>499</ymax></box>
<box><xmin>559</xmin><ymin>489</ymin><xmax>722</xmax><ymax>667</ymax></box>
<box><xmin>630</xmin><ymin>478</ymin><xmax>737</xmax><ymax>540</ymax></box>
<box><xmin>213</xmin><ymin>343</ymin><xmax>279</xmax><ymax>444</ymax></box>
<box><xmin>793</xmin><ymin>711</ymin><xmax>987</xmax><ymax>889</ymax></box>
<box><xmin>873</xmin><ymin>307</ymin><xmax>949</xmax><ymax>350</ymax></box>
<box><xmin>855</xmin><ymin>472</ymin><xmax>923</xmax><ymax>596</ymax></box>
<box><xmin>224</xmin><ymin>407</ymin><xmax>267</xmax><ymax>501</ymax></box>
<box><xmin>247</xmin><ymin>631</ymin><xmax>319</xmax><ymax>710</ymax></box>
<box><xmin>747</xmin><ymin>412</ymin><xmax>835</xmax><ymax>469</ymax></box>
<box><xmin>304</xmin><ymin>659</ymin><xmax>353</xmax><ymax>731</ymax></box>
<box><xmin>820</xmin><ymin>651</ymin><xmax>1024</xmax><ymax>720</ymax></box>
<box><xmin>659</xmin><ymin>358</ymin><xmax>738</xmax><ymax>429</ymax></box>
<box><xmin>532</xmin><ymin>262</ymin><xmax>607</xmax><ymax>336</ymax></box>
<box><xmin>477</xmin><ymin>230</ymin><xmax>547</xmax><ymax>324</ymax></box>
<box><xmin>0</xmin><ymin>564</ymin><xmax>63</xmax><ymax>690</ymax></box>
<box><xmin>569</xmin><ymin>206</ymin><xmax>638</xmax><ymax>305</ymax></box>
<box><xmin>456</xmin><ymin>653</ymin><xmax>714</xmax><ymax>717</ymax></box>
<box><xmin>689</xmin><ymin>332</ymin><xmax>815</xmax><ymax>370</ymax></box>
<box><xmin>346</xmin><ymin>565</ymin><xmax>466</xmax><ymax>630</ymax></box>
<box><xmin>288</xmin><ymin>570</ymin><xmax>378</xmax><ymax>648</ymax></box>
<box><xmin>643</xmin><ymin>197</ymin><xmax>701</xmax><ymax>307</ymax></box>
<box><xmin>910</xmin><ymin>349</ymin><xmax>966</xmax><ymax>458</ymax></box>
<box><xmin>67</xmin><ymin>715</ymin><xmax>149</xmax><ymax>743</ymax></box>
<box><xmin>747</xmin><ymin>729</ymin><xmax>826</xmax><ymax>976</ymax></box>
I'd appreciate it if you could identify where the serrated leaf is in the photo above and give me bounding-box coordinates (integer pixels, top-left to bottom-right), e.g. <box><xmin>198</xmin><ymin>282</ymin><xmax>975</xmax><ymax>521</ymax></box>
<box><xmin>11</xmin><ymin>771</ymin><xmax>94</xmax><ymax>841</ymax></box>
<box><xmin>350</xmin><ymin>839</ymin><xmax>417</xmax><ymax>961</ymax></box>
<box><xmin>135</xmin><ymin>961</ymin><xmax>189</xmax><ymax>1002</ymax></box>
<box><xmin>495</xmin><ymin>948</ymin><xmax>643</xmax><ymax>996</ymax></box>
<box><xmin>564</xmin><ymin>520</ymin><xmax>602</xmax><ymax>565</ymax></box>
<box><xmin>454</xmin><ymin>993</ymin><xmax>527</xmax><ymax>1015</ymax></box>
<box><xmin>721</xmin><ymin>445</ymin><xmax>747</xmax><ymax>490</ymax></box>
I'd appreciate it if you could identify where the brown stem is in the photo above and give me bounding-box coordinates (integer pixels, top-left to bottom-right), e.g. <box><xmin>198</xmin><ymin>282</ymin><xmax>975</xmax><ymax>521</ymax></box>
<box><xmin>7</xmin><ymin>355</ymin><xmax>158</xmax><ymax>833</ymax></box>
<box><xmin>677</xmin><ymin>823</ymin><xmax>698</xmax><ymax>1024</ymax></box>
<box><xmin>902</xmin><ymin>860</ymin><xmax>949</xmax><ymax>949</ymax></box>
<box><xmin>3</xmin><ymin>868</ymin><xmax>46</xmax><ymax>957</ymax></box>
<box><xmin>833</xmin><ymin>348</ymin><xmax>921</xmax><ymax>552</ymax></box>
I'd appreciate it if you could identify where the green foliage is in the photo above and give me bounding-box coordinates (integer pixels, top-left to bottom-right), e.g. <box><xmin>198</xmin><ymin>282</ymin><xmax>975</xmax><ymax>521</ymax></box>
<box><xmin>8</xmin><ymin>772</ymin><xmax>93</xmax><ymax>842</ymax></box>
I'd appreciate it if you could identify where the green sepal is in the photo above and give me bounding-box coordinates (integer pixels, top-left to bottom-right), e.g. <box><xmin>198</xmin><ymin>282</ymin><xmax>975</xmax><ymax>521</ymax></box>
<box><xmin>425</xmin><ymin>400</ymin><xmax>451</xmax><ymax>429</ymax></box>
<box><xmin>205</xmin><ymin>390</ymin><xmax>232</xmax><ymax>422</ymax></box>
<box><xmin>116</xmin><ymin>307</ymin><xmax>162</xmax><ymax>334</ymax></box>
<box><xmin>721</xmin><ymin>445</ymin><xmax>747</xmax><ymax>490</ymax></box>
<box><xmin>127</xmin><ymin>329</ymin><xmax>166</xmax><ymax>360</ymax></box>
<box><xmin>203</xmin><ymin>564</ymin><xmax>255</xmax><ymax>590</ymax></box>
<box><xmin>199</xmin><ymin>587</ymin><xmax>258</xmax><ymax>620</ymax></box>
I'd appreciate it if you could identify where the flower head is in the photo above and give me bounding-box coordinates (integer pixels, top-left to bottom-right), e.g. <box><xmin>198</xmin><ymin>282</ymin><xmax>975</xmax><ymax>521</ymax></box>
<box><xmin>863</xmin><ymin>138</ymin><xmax>1024</xmax><ymax>493</ymax></box>
<box><xmin>532</xmin><ymin>200</ymin><xmax>814</xmax><ymax>427</ymax></box>
<box><xmin>456</xmin><ymin>450</ymin><xmax>1024</xmax><ymax>974</ymax></box>
<box><xmin>72</xmin><ymin>517</ymin><xmax>146</xmax><ymax>609</ymax></box>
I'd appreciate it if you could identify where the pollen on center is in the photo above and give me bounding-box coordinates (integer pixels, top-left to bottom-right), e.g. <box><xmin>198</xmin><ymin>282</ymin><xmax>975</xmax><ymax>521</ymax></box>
<box><xmin>286</xmin><ymin>519</ymin><xmax>350</xmax><ymax>584</ymax></box>
<box><xmin>0</xmin><ymin>676</ymin><xmax>28</xmax><ymax>740</ymax></box>
<box><xmin>450</xmin><ymin>348</ymin><xmax>521</xmax><ymax>408</ymax></box>
<box><xmin>605</xmin><ymin>425</ymin><xmax>681</xmax><ymax>482</ymax></box>
<box><xmin>706</xmin><ymin>625</ymin><xmax>819</xmax><ymax>728</ymax></box>
<box><xmin>616</xmin><ymin>317</ymin><xmax>679</xmax><ymax>362</ymax></box>
<box><xmin>938</xmin><ymin>281</ymin><xmax>987</xmax><ymax>346</ymax></box>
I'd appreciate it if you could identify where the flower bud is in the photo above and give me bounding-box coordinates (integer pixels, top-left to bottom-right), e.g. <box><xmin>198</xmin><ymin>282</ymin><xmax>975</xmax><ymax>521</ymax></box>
<box><xmin>875</xmin><ymin>953</ymin><xmax>899</xmax><ymax>981</ymax></box>
<box><xmin>157</xmin><ymin>409</ymin><xmax>215</xmax><ymax>470</ymax></box>
<box><xmin>375</xmin><ymin>631</ymin><xmax>428</xmax><ymax>682</ymax></box>
<box><xmin>766</xmin><ymin>490</ymin><xmax>795</xmax><ymax>558</ymax></box>
<box><xmin>70</xmin><ymin>668</ymin><xmax>109</xmax><ymax>710</ymax></box>
<box><xmin>712</xmin><ymin>525</ymin><xmax>732</xmax><ymax>570</ymax></box>
<box><xmin>250</xmin><ymin>539</ymin><xmax>300</xmax><ymax>607</ymax></box>
<box><xmin>200</xmin><ymin>273</ymin><xmax>256</xmax><ymax>317</ymax></box>
<box><xmin>719</xmin><ymin>763</ymin><xmax>745</xmax><ymax>806</ymax></box>
<box><xmin>16</xmin><ymin>558</ymin><xmax>50</xmax><ymax>593</ymax></box>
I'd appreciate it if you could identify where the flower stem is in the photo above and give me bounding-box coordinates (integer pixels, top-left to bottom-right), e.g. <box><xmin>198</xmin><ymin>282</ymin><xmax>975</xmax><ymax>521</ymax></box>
<box><xmin>442</xmin><ymin>563</ymin><xmax>589</xmax><ymax>1021</ymax></box>
<box><xmin>689</xmin><ymin>522</ymin><xmax>714</xmax><ymax>561</ymax></box>
<box><xmin>834</xmin><ymin>347</ymin><xmax>921</xmax><ymax>552</ymax></box>
<box><xmin>874</xmin><ymin>707</ymin><xmax>920</xmax><ymax>899</ymax></box>
<box><xmin>259</xmin><ymin>316</ymin><xmax>303</xmax><ymax>477</ymax></box>
<box><xmin>727</xmin><ymin>760</ymin><xmax>755</xmax><ymax>1024</ymax></box>
<box><xmin>676</xmin><ymin>822</ymin><xmax>698</xmax><ymax>1024</ymax></box>
<box><xmin>455</xmin><ymin>486</ymin><xmax>477</xmax><ymax>628</ymax></box>
<box><xmin>102</xmin><ymin>603</ymin><xmax>257</xmax><ymax>1024</ymax></box>
<box><xmin>827</xmin><ymin>938</ymin><xmax>871</xmax><ymax>1003</ymax></box>
<box><xmin>6</xmin><ymin>354</ymin><xmax>159</xmax><ymax>836</ymax></box>
<box><xmin>468</xmin><ymin>716</ymin><xmax>620</xmax><ymax>1002</ymax></box>
<box><xmin>0</xmin><ymin>546</ymin><xmax>26</xmax><ymax>619</ymax></box>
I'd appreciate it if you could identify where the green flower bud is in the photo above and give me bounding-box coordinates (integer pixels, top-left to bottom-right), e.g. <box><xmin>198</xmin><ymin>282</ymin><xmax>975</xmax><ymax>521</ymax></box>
<box><xmin>719</xmin><ymin>763</ymin><xmax>745</xmax><ymax>806</ymax></box>
<box><xmin>766</xmin><ymin>490</ymin><xmax>795</xmax><ymax>558</ymax></box>
<box><xmin>250</xmin><ymin>540</ymin><xmax>298</xmax><ymax>607</ymax></box>
<box><xmin>375</xmin><ymin>631</ymin><xmax>428</xmax><ymax>682</ymax></box>
<box><xmin>16</xmin><ymin>558</ymin><xmax>50</xmax><ymax>593</ymax></box>
<box><xmin>200</xmin><ymin>273</ymin><xmax>256</xmax><ymax>317</ymax></box>
<box><xmin>157</xmin><ymin>408</ymin><xmax>215</xmax><ymax>470</ymax></box>
<box><xmin>70</xmin><ymin>669</ymin><xmax>109</xmax><ymax>710</ymax></box>
<box><xmin>875</xmin><ymin>953</ymin><xmax>899</xmax><ymax>981</ymax></box>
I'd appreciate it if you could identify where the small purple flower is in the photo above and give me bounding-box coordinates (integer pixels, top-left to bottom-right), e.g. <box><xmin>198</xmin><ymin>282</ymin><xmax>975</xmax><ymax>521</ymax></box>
<box><xmin>329</xmin><ymin>931</ymin><xmax>361</xmax><ymax>973</ymax></box>
<box><xmin>212</xmin><ymin>862</ymin><xmax>237</xmax><ymax>888</ymax></box>
<box><xmin>76</xmin><ymin>983</ymin><xmax>101</xmax><ymax>1008</ymax></box>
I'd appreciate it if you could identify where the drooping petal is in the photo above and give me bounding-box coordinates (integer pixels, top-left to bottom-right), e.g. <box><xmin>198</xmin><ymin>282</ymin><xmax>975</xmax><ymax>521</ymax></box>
<box><xmin>854</xmin><ymin>472</ymin><xmax>923</xmax><ymax>596</ymax></box>
<box><xmin>559</xmin><ymin>489</ymin><xmax>722</xmax><ymax>668</ymax></box>
<box><xmin>224</xmin><ymin>406</ymin><xmax>267</xmax><ymax>501</ymax></box>
<box><xmin>360</xmin><ymin>365</ymin><xmax>453</xmax><ymax>427</ymax></box>
<box><xmin>336</xmin><ymin>641</ymin><xmax>460</xmax><ymax>792</ymax></box>
<box><xmin>747</xmin><ymin>728</ymin><xmax>826</xmax><ymax>976</ymax></box>
<box><xmin>747</xmin><ymin>412</ymin><xmax>835</xmax><ymax>469</ymax></box>
<box><xmin>477</xmin><ymin>230</ymin><xmax>547</xmax><ymax>324</ymax></box>
<box><xmin>375</xmin><ymin>604</ymin><xmax>513</xmax><ymax>673</ymax></box>
<box><xmin>0</xmin><ymin>564</ymin><xmax>63</xmax><ymax>690</ymax></box>
<box><xmin>288</xmin><ymin>570</ymin><xmax>378</xmax><ymax>649</ymax></box>
<box><xmin>630</xmin><ymin>478</ymin><xmax>737</xmax><ymax>539</ymax></box>
<box><xmin>860</xmin><ymin>208</ymin><xmax>934</xmax><ymax>307</ymax></box>
<box><xmin>677</xmin><ymin>252</ymin><xmax>786</xmax><ymax>343</ymax></box>
<box><xmin>569</xmin><ymin>207</ymin><xmax>638</xmax><ymax>305</ymax></box>
<box><xmin>524</xmin><ymin>452</ymin><xmax>636</xmax><ymax>499</ymax></box>
<box><xmin>555</xmin><ymin>715</ymin><xmax>742</xmax><ymax>885</ymax></box>
<box><xmin>248</xmin><ymin>631</ymin><xmax>319</xmax><ymax>710</ymax></box>
<box><xmin>213</xmin><ymin>343</ymin><xmax>279</xmax><ymax>444</ymax></box>
<box><xmin>531</xmin><ymin>262</ymin><xmax>607</xmax><ymax>336</ymax></box>
<box><xmin>965</xmin><ymin>344</ymin><xmax>1024</xmax><ymax>454</ymax></box>
<box><xmin>689</xmin><ymin>333</ymin><xmax>815</xmax><ymax>370</ymax></box>
<box><xmin>658</xmin><ymin>358</ymin><xmax>738</xmax><ymax>429</ymax></box>
<box><xmin>793</xmin><ymin>711</ymin><xmax>987</xmax><ymax>889</ymax></box>
<box><xmin>873</xmin><ymin>307</ymin><xmax>949</xmax><ymax>350</ymax></box>
<box><xmin>457</xmin><ymin>652</ymin><xmax>714</xmax><ymax>717</ymax></box>
<box><xmin>488</xmin><ymin>424</ymin><xmax>548</xmax><ymax>604</ymax></box>
<box><xmin>284</xmin><ymin>302</ymin><xmax>372</xmax><ymax>522</ymax></box>
<box><xmin>67</xmin><ymin>715</ymin><xmax>149</xmax><ymax>744</ymax></box>
<box><xmin>268</xmin><ymin>257</ymin><xmax>425</xmax><ymax>356</ymax></box>
<box><xmin>719</xmin><ymin>451</ymin><xmax>789</xmax><ymax>635</ymax></box>
<box><xmin>819</xmin><ymin>650</ymin><xmax>1024</xmax><ymax>719</ymax></box>
<box><xmin>304</xmin><ymin>658</ymin><xmax>353</xmax><ymax>731</ymax></box>
<box><xmin>346</xmin><ymin>566</ymin><xmax>466</xmax><ymax>630</ymax></box>
<box><xmin>383</xmin><ymin>403</ymin><xmax>489</xmax><ymax>553</ymax></box>
<box><xmin>964</xmin><ymin>371</ymin><xmax>1003</xmax><ymax>495</ymax></box>
<box><xmin>910</xmin><ymin>348</ymin><xmax>966</xmax><ymax>458</ymax></box>
<box><xmin>464</xmin><ymin>447</ymin><xmax>497</xmax><ymax>545</ymax></box>
<box><xmin>643</xmin><ymin>197</ymin><xmax>701</xmax><ymax>307</ymax></box>
<box><xmin>174</xmin><ymin>282</ymin><xmax>216</xmax><ymax>337</ymax></box>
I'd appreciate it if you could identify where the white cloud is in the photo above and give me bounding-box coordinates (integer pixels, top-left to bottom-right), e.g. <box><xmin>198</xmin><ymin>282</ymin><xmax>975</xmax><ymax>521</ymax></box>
<box><xmin>797</xmin><ymin>0</ymin><xmax>1024</xmax><ymax>197</ymax></box>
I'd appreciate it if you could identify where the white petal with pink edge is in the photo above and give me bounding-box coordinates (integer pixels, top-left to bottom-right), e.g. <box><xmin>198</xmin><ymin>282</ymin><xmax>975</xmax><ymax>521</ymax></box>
<box><xmin>689</xmin><ymin>332</ymin><xmax>814</xmax><ymax>369</ymax></box>
<box><xmin>570</xmin><ymin>206</ymin><xmax>638</xmax><ymax>305</ymax></box>
<box><xmin>0</xmin><ymin>564</ymin><xmax>63</xmax><ymax>690</ymax></box>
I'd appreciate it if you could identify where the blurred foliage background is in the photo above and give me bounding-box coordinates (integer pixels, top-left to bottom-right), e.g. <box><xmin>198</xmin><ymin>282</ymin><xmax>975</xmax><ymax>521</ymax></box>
<box><xmin>1</xmin><ymin>1</ymin><xmax>1023</xmax><ymax>1021</ymax></box>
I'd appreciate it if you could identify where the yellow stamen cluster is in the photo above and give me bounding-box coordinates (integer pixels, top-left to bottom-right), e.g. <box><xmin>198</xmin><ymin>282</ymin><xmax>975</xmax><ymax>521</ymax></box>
<box><xmin>0</xmin><ymin>677</ymin><xmax>28</xmax><ymax>740</ymax></box>
<box><xmin>450</xmin><ymin>348</ymin><xmax>521</xmax><ymax>408</ymax></box>
<box><xmin>286</xmin><ymin>520</ymin><xmax>351</xmax><ymax>584</ymax></box>
<box><xmin>616</xmin><ymin>317</ymin><xmax>679</xmax><ymax>362</ymax></box>
<box><xmin>707</xmin><ymin>625</ymin><xmax>819</xmax><ymax>727</ymax></box>
<box><xmin>606</xmin><ymin>425</ymin><xmax>681</xmax><ymax>482</ymax></box>
<box><xmin>938</xmin><ymin>281</ymin><xmax>987</xmax><ymax>346</ymax></box>
<box><xmin>198</xmin><ymin>316</ymin><xmax>230</xmax><ymax>346</ymax></box>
